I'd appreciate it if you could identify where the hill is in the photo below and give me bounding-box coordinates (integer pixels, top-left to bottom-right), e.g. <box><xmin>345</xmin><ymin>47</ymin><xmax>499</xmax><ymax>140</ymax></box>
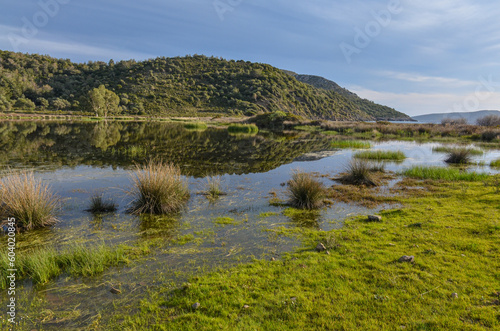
<box><xmin>0</xmin><ymin>50</ymin><xmax>409</xmax><ymax>121</ymax></box>
<box><xmin>412</xmin><ymin>110</ymin><xmax>500</xmax><ymax>124</ymax></box>
<box><xmin>283</xmin><ymin>71</ymin><xmax>411</xmax><ymax>121</ymax></box>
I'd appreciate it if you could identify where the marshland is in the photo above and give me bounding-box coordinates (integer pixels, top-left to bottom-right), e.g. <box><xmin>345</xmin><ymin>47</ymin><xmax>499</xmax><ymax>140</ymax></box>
<box><xmin>0</xmin><ymin>118</ymin><xmax>499</xmax><ymax>330</ymax></box>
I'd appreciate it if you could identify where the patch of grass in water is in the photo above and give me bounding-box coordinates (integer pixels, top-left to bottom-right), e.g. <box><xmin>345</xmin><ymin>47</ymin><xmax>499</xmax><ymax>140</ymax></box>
<box><xmin>286</xmin><ymin>171</ymin><xmax>326</xmax><ymax>210</ymax></box>
<box><xmin>86</xmin><ymin>193</ymin><xmax>117</xmax><ymax>213</ymax></box>
<box><xmin>330</xmin><ymin>140</ymin><xmax>371</xmax><ymax>149</ymax></box>
<box><xmin>214</xmin><ymin>217</ymin><xmax>237</xmax><ymax>225</ymax></box>
<box><xmin>403</xmin><ymin>166</ymin><xmax>489</xmax><ymax>181</ymax></box>
<box><xmin>184</xmin><ymin>122</ymin><xmax>207</xmax><ymax>130</ymax></box>
<box><xmin>354</xmin><ymin>150</ymin><xmax>406</xmax><ymax>161</ymax></box>
<box><xmin>227</xmin><ymin>124</ymin><xmax>259</xmax><ymax>134</ymax></box>
<box><xmin>490</xmin><ymin>158</ymin><xmax>500</xmax><ymax>167</ymax></box>
<box><xmin>258</xmin><ymin>211</ymin><xmax>279</xmax><ymax>218</ymax></box>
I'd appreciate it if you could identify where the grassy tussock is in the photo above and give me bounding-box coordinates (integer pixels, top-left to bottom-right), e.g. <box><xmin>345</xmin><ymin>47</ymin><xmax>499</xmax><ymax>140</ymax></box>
<box><xmin>444</xmin><ymin>148</ymin><xmax>473</xmax><ymax>164</ymax></box>
<box><xmin>403</xmin><ymin>166</ymin><xmax>489</xmax><ymax>181</ymax></box>
<box><xmin>0</xmin><ymin>170</ymin><xmax>60</xmax><ymax>231</ymax></box>
<box><xmin>203</xmin><ymin>176</ymin><xmax>225</xmax><ymax>200</ymax></box>
<box><xmin>86</xmin><ymin>193</ymin><xmax>117</xmax><ymax>213</ymax></box>
<box><xmin>184</xmin><ymin>122</ymin><xmax>207</xmax><ymax>130</ymax></box>
<box><xmin>227</xmin><ymin>124</ymin><xmax>259</xmax><ymax>134</ymax></box>
<box><xmin>286</xmin><ymin>171</ymin><xmax>326</xmax><ymax>209</ymax></box>
<box><xmin>337</xmin><ymin>159</ymin><xmax>378</xmax><ymax>186</ymax></box>
<box><xmin>128</xmin><ymin>161</ymin><xmax>190</xmax><ymax>215</ymax></box>
<box><xmin>354</xmin><ymin>150</ymin><xmax>406</xmax><ymax>161</ymax></box>
<box><xmin>330</xmin><ymin>140</ymin><xmax>372</xmax><ymax>149</ymax></box>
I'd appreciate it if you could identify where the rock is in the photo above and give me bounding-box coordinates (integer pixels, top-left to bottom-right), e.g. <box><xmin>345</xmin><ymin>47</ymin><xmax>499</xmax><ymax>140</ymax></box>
<box><xmin>388</xmin><ymin>243</ymin><xmax>396</xmax><ymax>246</ymax></box>
<box><xmin>451</xmin><ymin>293</ymin><xmax>458</xmax><ymax>299</ymax></box>
<box><xmin>192</xmin><ymin>302</ymin><xmax>200</xmax><ymax>310</ymax></box>
<box><xmin>326</xmin><ymin>250</ymin><xmax>330</xmax><ymax>255</ymax></box>
<box><xmin>367</xmin><ymin>215</ymin><xmax>382</xmax><ymax>222</ymax></box>
<box><xmin>398</xmin><ymin>255</ymin><xmax>415</xmax><ymax>263</ymax></box>
<box><xmin>271</xmin><ymin>257</ymin><xmax>276</xmax><ymax>261</ymax></box>
<box><xmin>243</xmin><ymin>305</ymin><xmax>250</xmax><ymax>309</ymax></box>
<box><xmin>110</xmin><ymin>287</ymin><xmax>121</xmax><ymax>295</ymax></box>
<box><xmin>316</xmin><ymin>243</ymin><xmax>326</xmax><ymax>252</ymax></box>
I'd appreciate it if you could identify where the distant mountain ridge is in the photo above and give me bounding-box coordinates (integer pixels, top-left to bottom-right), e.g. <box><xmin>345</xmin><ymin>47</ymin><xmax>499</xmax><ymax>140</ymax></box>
<box><xmin>412</xmin><ymin>110</ymin><xmax>500</xmax><ymax>124</ymax></box>
<box><xmin>282</xmin><ymin>71</ymin><xmax>411</xmax><ymax>121</ymax></box>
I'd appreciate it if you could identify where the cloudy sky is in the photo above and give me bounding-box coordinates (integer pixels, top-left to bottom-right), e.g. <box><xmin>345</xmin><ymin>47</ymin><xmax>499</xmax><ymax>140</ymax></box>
<box><xmin>1</xmin><ymin>0</ymin><xmax>500</xmax><ymax>116</ymax></box>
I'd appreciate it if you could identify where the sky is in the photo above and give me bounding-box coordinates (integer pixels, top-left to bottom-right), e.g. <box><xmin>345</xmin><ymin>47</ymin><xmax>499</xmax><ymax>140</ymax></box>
<box><xmin>1</xmin><ymin>0</ymin><xmax>500</xmax><ymax>116</ymax></box>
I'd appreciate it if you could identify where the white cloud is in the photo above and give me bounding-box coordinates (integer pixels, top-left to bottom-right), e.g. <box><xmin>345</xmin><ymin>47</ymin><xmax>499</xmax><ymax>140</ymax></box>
<box><xmin>377</xmin><ymin>71</ymin><xmax>477</xmax><ymax>88</ymax></box>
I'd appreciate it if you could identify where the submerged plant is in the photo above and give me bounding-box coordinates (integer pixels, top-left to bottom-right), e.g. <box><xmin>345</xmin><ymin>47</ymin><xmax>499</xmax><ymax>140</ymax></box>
<box><xmin>86</xmin><ymin>193</ymin><xmax>117</xmax><ymax>213</ymax></box>
<box><xmin>286</xmin><ymin>171</ymin><xmax>326</xmax><ymax>210</ymax></box>
<box><xmin>337</xmin><ymin>159</ymin><xmax>378</xmax><ymax>187</ymax></box>
<box><xmin>444</xmin><ymin>148</ymin><xmax>472</xmax><ymax>164</ymax></box>
<box><xmin>128</xmin><ymin>160</ymin><xmax>190</xmax><ymax>215</ymax></box>
<box><xmin>0</xmin><ymin>170</ymin><xmax>60</xmax><ymax>231</ymax></box>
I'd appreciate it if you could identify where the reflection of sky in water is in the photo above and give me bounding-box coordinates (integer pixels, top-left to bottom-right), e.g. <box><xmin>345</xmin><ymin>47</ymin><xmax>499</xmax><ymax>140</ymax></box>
<box><xmin>2</xmin><ymin>139</ymin><xmax>500</xmax><ymax>329</ymax></box>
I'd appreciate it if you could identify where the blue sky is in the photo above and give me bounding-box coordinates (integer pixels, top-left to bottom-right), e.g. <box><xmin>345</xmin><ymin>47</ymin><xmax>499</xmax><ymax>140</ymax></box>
<box><xmin>1</xmin><ymin>0</ymin><xmax>500</xmax><ymax>116</ymax></box>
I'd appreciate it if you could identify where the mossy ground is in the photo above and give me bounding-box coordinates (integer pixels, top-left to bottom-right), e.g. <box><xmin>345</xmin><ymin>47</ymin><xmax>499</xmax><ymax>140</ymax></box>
<box><xmin>102</xmin><ymin>176</ymin><xmax>500</xmax><ymax>330</ymax></box>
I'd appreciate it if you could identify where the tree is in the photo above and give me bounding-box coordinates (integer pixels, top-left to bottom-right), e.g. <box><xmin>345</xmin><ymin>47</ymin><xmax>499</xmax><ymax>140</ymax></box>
<box><xmin>88</xmin><ymin>85</ymin><xmax>120</xmax><ymax>117</ymax></box>
<box><xmin>13</xmin><ymin>97</ymin><xmax>35</xmax><ymax>111</ymax></box>
<box><xmin>51</xmin><ymin>98</ymin><xmax>71</xmax><ymax>111</ymax></box>
<box><xmin>476</xmin><ymin>115</ymin><xmax>500</xmax><ymax>127</ymax></box>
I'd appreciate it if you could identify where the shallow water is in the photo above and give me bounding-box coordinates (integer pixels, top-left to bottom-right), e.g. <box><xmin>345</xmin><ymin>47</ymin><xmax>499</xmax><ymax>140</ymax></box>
<box><xmin>0</xmin><ymin>121</ymin><xmax>499</xmax><ymax>329</ymax></box>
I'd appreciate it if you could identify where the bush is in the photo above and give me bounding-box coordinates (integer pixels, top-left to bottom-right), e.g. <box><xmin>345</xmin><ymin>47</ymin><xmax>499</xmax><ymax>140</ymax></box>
<box><xmin>337</xmin><ymin>160</ymin><xmax>378</xmax><ymax>186</ymax></box>
<box><xmin>481</xmin><ymin>130</ymin><xmax>500</xmax><ymax>142</ymax></box>
<box><xmin>128</xmin><ymin>160</ymin><xmax>190</xmax><ymax>214</ymax></box>
<box><xmin>286</xmin><ymin>171</ymin><xmax>326</xmax><ymax>209</ymax></box>
<box><xmin>0</xmin><ymin>170</ymin><xmax>60</xmax><ymax>231</ymax></box>
<box><xmin>477</xmin><ymin>115</ymin><xmax>500</xmax><ymax>127</ymax></box>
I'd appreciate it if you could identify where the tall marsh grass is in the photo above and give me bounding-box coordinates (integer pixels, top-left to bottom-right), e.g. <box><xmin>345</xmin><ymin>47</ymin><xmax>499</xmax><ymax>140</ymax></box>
<box><xmin>286</xmin><ymin>171</ymin><xmax>326</xmax><ymax>209</ymax></box>
<box><xmin>337</xmin><ymin>159</ymin><xmax>378</xmax><ymax>186</ymax></box>
<box><xmin>128</xmin><ymin>160</ymin><xmax>190</xmax><ymax>214</ymax></box>
<box><xmin>444</xmin><ymin>148</ymin><xmax>473</xmax><ymax>164</ymax></box>
<box><xmin>354</xmin><ymin>150</ymin><xmax>406</xmax><ymax>161</ymax></box>
<box><xmin>0</xmin><ymin>170</ymin><xmax>60</xmax><ymax>231</ymax></box>
<box><xmin>86</xmin><ymin>193</ymin><xmax>117</xmax><ymax>213</ymax></box>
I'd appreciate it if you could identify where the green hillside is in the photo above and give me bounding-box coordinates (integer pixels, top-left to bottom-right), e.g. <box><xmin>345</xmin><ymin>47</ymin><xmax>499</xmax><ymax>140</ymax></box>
<box><xmin>0</xmin><ymin>50</ymin><xmax>409</xmax><ymax>120</ymax></box>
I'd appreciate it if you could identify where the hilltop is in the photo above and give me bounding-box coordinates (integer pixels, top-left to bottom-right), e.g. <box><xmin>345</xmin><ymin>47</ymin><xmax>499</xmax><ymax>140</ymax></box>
<box><xmin>0</xmin><ymin>50</ymin><xmax>410</xmax><ymax>121</ymax></box>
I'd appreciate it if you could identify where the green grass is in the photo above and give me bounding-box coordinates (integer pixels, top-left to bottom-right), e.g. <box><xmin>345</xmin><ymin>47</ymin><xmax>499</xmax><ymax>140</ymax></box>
<box><xmin>330</xmin><ymin>140</ymin><xmax>372</xmax><ymax>149</ymax></box>
<box><xmin>337</xmin><ymin>159</ymin><xmax>378</xmax><ymax>186</ymax></box>
<box><xmin>86</xmin><ymin>193</ymin><xmax>117</xmax><ymax>213</ymax></box>
<box><xmin>184</xmin><ymin>122</ymin><xmax>208</xmax><ymax>130</ymax></box>
<box><xmin>490</xmin><ymin>159</ymin><xmax>500</xmax><ymax>167</ymax></box>
<box><xmin>354</xmin><ymin>150</ymin><xmax>406</xmax><ymax>161</ymax></box>
<box><xmin>106</xmin><ymin>177</ymin><xmax>500</xmax><ymax>330</ymax></box>
<box><xmin>0</xmin><ymin>243</ymin><xmax>140</xmax><ymax>288</ymax></box>
<box><xmin>214</xmin><ymin>217</ymin><xmax>237</xmax><ymax>225</ymax></box>
<box><xmin>227</xmin><ymin>124</ymin><xmax>259</xmax><ymax>134</ymax></box>
<box><xmin>294</xmin><ymin>125</ymin><xmax>321</xmax><ymax>132</ymax></box>
<box><xmin>128</xmin><ymin>160</ymin><xmax>190</xmax><ymax>215</ymax></box>
<box><xmin>403</xmin><ymin>166</ymin><xmax>489</xmax><ymax>181</ymax></box>
<box><xmin>286</xmin><ymin>171</ymin><xmax>326</xmax><ymax>209</ymax></box>
<box><xmin>0</xmin><ymin>170</ymin><xmax>60</xmax><ymax>231</ymax></box>
<box><xmin>203</xmin><ymin>176</ymin><xmax>225</xmax><ymax>200</ymax></box>
<box><xmin>432</xmin><ymin>146</ymin><xmax>484</xmax><ymax>155</ymax></box>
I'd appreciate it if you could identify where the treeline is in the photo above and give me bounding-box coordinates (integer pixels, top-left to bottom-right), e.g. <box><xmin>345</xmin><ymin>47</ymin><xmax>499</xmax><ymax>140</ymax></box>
<box><xmin>0</xmin><ymin>50</ymin><xmax>408</xmax><ymax>120</ymax></box>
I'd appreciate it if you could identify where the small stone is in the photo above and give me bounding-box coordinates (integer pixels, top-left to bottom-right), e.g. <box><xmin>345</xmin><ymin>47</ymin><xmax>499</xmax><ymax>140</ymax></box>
<box><xmin>243</xmin><ymin>305</ymin><xmax>250</xmax><ymax>309</ymax></box>
<box><xmin>192</xmin><ymin>302</ymin><xmax>200</xmax><ymax>310</ymax></box>
<box><xmin>398</xmin><ymin>255</ymin><xmax>415</xmax><ymax>263</ymax></box>
<box><xmin>325</xmin><ymin>250</ymin><xmax>330</xmax><ymax>255</ymax></box>
<box><xmin>316</xmin><ymin>243</ymin><xmax>326</xmax><ymax>252</ymax></box>
<box><xmin>110</xmin><ymin>287</ymin><xmax>121</xmax><ymax>295</ymax></box>
<box><xmin>451</xmin><ymin>293</ymin><xmax>458</xmax><ymax>299</ymax></box>
<box><xmin>388</xmin><ymin>243</ymin><xmax>396</xmax><ymax>246</ymax></box>
<box><xmin>271</xmin><ymin>257</ymin><xmax>276</xmax><ymax>261</ymax></box>
<box><xmin>367</xmin><ymin>215</ymin><xmax>382</xmax><ymax>222</ymax></box>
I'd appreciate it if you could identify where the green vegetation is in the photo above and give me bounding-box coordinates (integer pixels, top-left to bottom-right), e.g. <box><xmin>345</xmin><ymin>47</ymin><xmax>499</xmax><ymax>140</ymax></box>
<box><xmin>214</xmin><ymin>217</ymin><xmax>237</xmax><ymax>225</ymax></box>
<box><xmin>107</xmin><ymin>177</ymin><xmax>500</xmax><ymax>330</ymax></box>
<box><xmin>128</xmin><ymin>160</ymin><xmax>190</xmax><ymax>214</ymax></box>
<box><xmin>336</xmin><ymin>159</ymin><xmax>378</xmax><ymax>186</ymax></box>
<box><xmin>354</xmin><ymin>150</ymin><xmax>406</xmax><ymax>161</ymax></box>
<box><xmin>86</xmin><ymin>193</ymin><xmax>117</xmax><ymax>213</ymax></box>
<box><xmin>203</xmin><ymin>175</ymin><xmax>225</xmax><ymax>200</ymax></box>
<box><xmin>403</xmin><ymin>166</ymin><xmax>489</xmax><ymax>181</ymax></box>
<box><xmin>444</xmin><ymin>148</ymin><xmax>473</xmax><ymax>164</ymax></box>
<box><xmin>227</xmin><ymin>124</ymin><xmax>259</xmax><ymax>134</ymax></box>
<box><xmin>490</xmin><ymin>159</ymin><xmax>500</xmax><ymax>167</ymax></box>
<box><xmin>286</xmin><ymin>171</ymin><xmax>326</xmax><ymax>209</ymax></box>
<box><xmin>0</xmin><ymin>50</ymin><xmax>407</xmax><ymax>120</ymax></box>
<box><xmin>0</xmin><ymin>170</ymin><xmax>60</xmax><ymax>231</ymax></box>
<box><xmin>184</xmin><ymin>122</ymin><xmax>207</xmax><ymax>130</ymax></box>
<box><xmin>432</xmin><ymin>146</ymin><xmax>483</xmax><ymax>155</ymax></box>
<box><xmin>0</xmin><ymin>243</ymin><xmax>138</xmax><ymax>288</ymax></box>
<box><xmin>329</xmin><ymin>140</ymin><xmax>371</xmax><ymax>149</ymax></box>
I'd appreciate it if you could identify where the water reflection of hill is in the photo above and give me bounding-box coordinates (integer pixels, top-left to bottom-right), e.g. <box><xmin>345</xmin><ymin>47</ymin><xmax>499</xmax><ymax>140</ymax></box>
<box><xmin>0</xmin><ymin>121</ymin><xmax>336</xmax><ymax>176</ymax></box>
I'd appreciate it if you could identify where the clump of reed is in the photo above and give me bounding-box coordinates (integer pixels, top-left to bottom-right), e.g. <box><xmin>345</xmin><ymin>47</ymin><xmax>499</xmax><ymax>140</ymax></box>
<box><xmin>286</xmin><ymin>171</ymin><xmax>326</xmax><ymax>209</ymax></box>
<box><xmin>128</xmin><ymin>160</ymin><xmax>190</xmax><ymax>215</ymax></box>
<box><xmin>354</xmin><ymin>150</ymin><xmax>406</xmax><ymax>162</ymax></box>
<box><xmin>227</xmin><ymin>124</ymin><xmax>259</xmax><ymax>134</ymax></box>
<box><xmin>86</xmin><ymin>193</ymin><xmax>117</xmax><ymax>213</ymax></box>
<box><xmin>337</xmin><ymin>159</ymin><xmax>378</xmax><ymax>186</ymax></box>
<box><xmin>203</xmin><ymin>175</ymin><xmax>225</xmax><ymax>200</ymax></box>
<box><xmin>403</xmin><ymin>166</ymin><xmax>488</xmax><ymax>181</ymax></box>
<box><xmin>444</xmin><ymin>148</ymin><xmax>472</xmax><ymax>164</ymax></box>
<box><xmin>0</xmin><ymin>170</ymin><xmax>60</xmax><ymax>231</ymax></box>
